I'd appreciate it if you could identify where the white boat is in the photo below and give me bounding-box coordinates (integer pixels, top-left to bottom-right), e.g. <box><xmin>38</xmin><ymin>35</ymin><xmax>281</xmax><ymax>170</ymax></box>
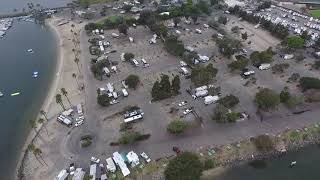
<box><xmin>0</xmin><ymin>91</ymin><xmax>3</xmax><ymax>97</ymax></box>
<box><xmin>289</xmin><ymin>161</ymin><xmax>297</xmax><ymax>167</ymax></box>
<box><xmin>32</xmin><ymin>71</ymin><xmax>38</xmax><ymax>78</ymax></box>
<box><xmin>27</xmin><ymin>49</ymin><xmax>34</xmax><ymax>53</ymax></box>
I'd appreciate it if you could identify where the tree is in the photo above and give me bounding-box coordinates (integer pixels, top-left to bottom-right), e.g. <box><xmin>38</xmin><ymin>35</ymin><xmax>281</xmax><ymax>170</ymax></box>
<box><xmin>255</xmin><ymin>88</ymin><xmax>280</xmax><ymax>110</ymax></box>
<box><xmin>203</xmin><ymin>159</ymin><xmax>216</xmax><ymax>170</ymax></box>
<box><xmin>164</xmin><ymin>152</ymin><xmax>203</xmax><ymax>180</ymax></box>
<box><xmin>231</xmin><ymin>26</ymin><xmax>240</xmax><ymax>34</ymax></box>
<box><xmin>40</xmin><ymin>110</ymin><xmax>48</xmax><ymax>121</ymax></box>
<box><xmin>38</xmin><ymin>118</ymin><xmax>48</xmax><ymax>136</ymax></box>
<box><xmin>283</xmin><ymin>36</ymin><xmax>305</xmax><ymax>49</ymax></box>
<box><xmin>55</xmin><ymin>94</ymin><xmax>65</xmax><ymax>110</ymax></box>
<box><xmin>228</xmin><ymin>58</ymin><xmax>248</xmax><ymax>71</ymax></box>
<box><xmin>164</xmin><ymin>35</ymin><xmax>185</xmax><ymax>57</ymax></box>
<box><xmin>253</xmin><ymin>134</ymin><xmax>274</xmax><ymax>152</ymax></box>
<box><xmin>167</xmin><ymin>120</ymin><xmax>188</xmax><ymax>134</ymax></box>
<box><xmin>250</xmin><ymin>48</ymin><xmax>274</xmax><ymax>66</ymax></box>
<box><xmin>173</xmin><ymin>17</ymin><xmax>181</xmax><ymax>27</ymax></box>
<box><xmin>301</xmin><ymin>30</ymin><xmax>311</xmax><ymax>41</ymax></box>
<box><xmin>218</xmin><ymin>16</ymin><xmax>228</xmax><ymax>25</ymax></box>
<box><xmin>272</xmin><ymin>63</ymin><xmax>289</xmax><ymax>74</ymax></box>
<box><xmin>151</xmin><ymin>75</ymin><xmax>173</xmax><ymax>100</ymax></box>
<box><xmin>171</xmin><ymin>75</ymin><xmax>180</xmax><ymax>94</ymax></box>
<box><xmin>280</xmin><ymin>88</ymin><xmax>291</xmax><ymax>103</ymax></box>
<box><xmin>241</xmin><ymin>32</ymin><xmax>248</xmax><ymax>40</ymax></box>
<box><xmin>216</xmin><ymin>37</ymin><xmax>242</xmax><ymax>57</ymax></box>
<box><xmin>27</xmin><ymin>143</ymin><xmax>43</xmax><ymax>165</ymax></box>
<box><xmin>60</xmin><ymin>88</ymin><xmax>72</xmax><ymax>106</ymax></box>
<box><xmin>139</xmin><ymin>9</ymin><xmax>156</xmax><ymax>25</ymax></box>
<box><xmin>218</xmin><ymin>94</ymin><xmax>239</xmax><ymax>108</ymax></box>
<box><xmin>124</xmin><ymin>53</ymin><xmax>134</xmax><ymax>61</ymax></box>
<box><xmin>118</xmin><ymin>23</ymin><xmax>129</xmax><ymax>35</ymax></box>
<box><xmin>34</xmin><ymin>147</ymin><xmax>47</xmax><ymax>166</ymax></box>
<box><xmin>196</xmin><ymin>0</ymin><xmax>210</xmax><ymax>14</ymax></box>
<box><xmin>299</xmin><ymin>77</ymin><xmax>320</xmax><ymax>91</ymax></box>
<box><xmin>191</xmin><ymin>64</ymin><xmax>218</xmax><ymax>86</ymax></box>
<box><xmin>191</xmin><ymin>14</ymin><xmax>198</xmax><ymax>24</ymax></box>
<box><xmin>29</xmin><ymin>119</ymin><xmax>37</xmax><ymax>133</ymax></box>
<box><xmin>125</xmin><ymin>74</ymin><xmax>140</xmax><ymax>89</ymax></box>
<box><xmin>149</xmin><ymin>23</ymin><xmax>168</xmax><ymax>38</ymax></box>
<box><xmin>97</xmin><ymin>94</ymin><xmax>111</xmax><ymax>107</ymax></box>
<box><xmin>118</xmin><ymin>131</ymin><xmax>142</xmax><ymax>144</ymax></box>
<box><xmin>74</xmin><ymin>58</ymin><xmax>81</xmax><ymax>73</ymax></box>
<box><xmin>72</xmin><ymin>73</ymin><xmax>80</xmax><ymax>88</ymax></box>
<box><xmin>151</xmin><ymin>80</ymin><xmax>161</xmax><ymax>100</ymax></box>
<box><xmin>122</xmin><ymin>4</ymin><xmax>133</xmax><ymax>12</ymax></box>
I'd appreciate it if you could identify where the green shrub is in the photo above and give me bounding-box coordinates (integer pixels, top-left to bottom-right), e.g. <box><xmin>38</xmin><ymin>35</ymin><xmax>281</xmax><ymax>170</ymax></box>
<box><xmin>203</xmin><ymin>159</ymin><xmax>216</xmax><ymax>170</ymax></box>
<box><xmin>167</xmin><ymin>120</ymin><xmax>189</xmax><ymax>134</ymax></box>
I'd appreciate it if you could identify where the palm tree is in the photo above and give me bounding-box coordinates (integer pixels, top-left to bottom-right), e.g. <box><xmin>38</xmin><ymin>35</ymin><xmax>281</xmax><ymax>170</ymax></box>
<box><xmin>72</xmin><ymin>73</ymin><xmax>80</xmax><ymax>88</ymax></box>
<box><xmin>27</xmin><ymin>144</ymin><xmax>43</xmax><ymax>165</ymax></box>
<box><xmin>40</xmin><ymin>110</ymin><xmax>48</xmax><ymax>121</ymax></box>
<box><xmin>60</xmin><ymin>88</ymin><xmax>72</xmax><ymax>106</ymax></box>
<box><xmin>55</xmin><ymin>94</ymin><xmax>66</xmax><ymax>110</ymax></box>
<box><xmin>34</xmin><ymin>148</ymin><xmax>47</xmax><ymax>166</ymax></box>
<box><xmin>74</xmin><ymin>58</ymin><xmax>81</xmax><ymax>73</ymax></box>
<box><xmin>29</xmin><ymin>119</ymin><xmax>37</xmax><ymax>133</ymax></box>
<box><xmin>38</xmin><ymin>118</ymin><xmax>48</xmax><ymax>136</ymax></box>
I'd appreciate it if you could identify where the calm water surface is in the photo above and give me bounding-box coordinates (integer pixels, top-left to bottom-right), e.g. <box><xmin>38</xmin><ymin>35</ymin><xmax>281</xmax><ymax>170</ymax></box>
<box><xmin>216</xmin><ymin>145</ymin><xmax>320</xmax><ymax>180</ymax></box>
<box><xmin>0</xmin><ymin>1</ymin><xmax>70</xmax><ymax>179</ymax></box>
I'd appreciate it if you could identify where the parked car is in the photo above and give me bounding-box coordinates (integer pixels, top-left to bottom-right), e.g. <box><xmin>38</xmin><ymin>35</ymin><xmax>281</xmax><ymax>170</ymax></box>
<box><xmin>183</xmin><ymin>108</ymin><xmax>192</xmax><ymax>115</ymax></box>
<box><xmin>178</xmin><ymin>101</ymin><xmax>187</xmax><ymax>107</ymax></box>
<box><xmin>75</xmin><ymin>120</ymin><xmax>84</xmax><ymax>127</ymax></box>
<box><xmin>91</xmin><ymin>157</ymin><xmax>100</xmax><ymax>163</ymax></box>
<box><xmin>140</xmin><ymin>152</ymin><xmax>151</xmax><ymax>163</ymax></box>
<box><xmin>173</xmin><ymin>146</ymin><xmax>181</xmax><ymax>154</ymax></box>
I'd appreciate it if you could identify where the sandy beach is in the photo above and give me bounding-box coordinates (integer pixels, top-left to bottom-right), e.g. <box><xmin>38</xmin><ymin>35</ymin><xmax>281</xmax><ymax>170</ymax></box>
<box><xmin>15</xmin><ymin>16</ymin><xmax>85</xmax><ymax>180</ymax></box>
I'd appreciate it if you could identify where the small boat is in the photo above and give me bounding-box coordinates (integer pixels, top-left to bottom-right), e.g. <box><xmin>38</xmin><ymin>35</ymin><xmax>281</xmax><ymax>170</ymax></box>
<box><xmin>0</xmin><ymin>91</ymin><xmax>3</xmax><ymax>97</ymax></box>
<box><xmin>27</xmin><ymin>49</ymin><xmax>33</xmax><ymax>53</ymax></box>
<box><xmin>11</xmin><ymin>92</ymin><xmax>20</xmax><ymax>96</ymax></box>
<box><xmin>289</xmin><ymin>161</ymin><xmax>297</xmax><ymax>168</ymax></box>
<box><xmin>32</xmin><ymin>71</ymin><xmax>38</xmax><ymax>78</ymax></box>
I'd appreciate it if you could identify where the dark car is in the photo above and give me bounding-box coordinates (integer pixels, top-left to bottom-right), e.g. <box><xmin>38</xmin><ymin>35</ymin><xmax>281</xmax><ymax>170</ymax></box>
<box><xmin>173</xmin><ymin>146</ymin><xmax>181</xmax><ymax>154</ymax></box>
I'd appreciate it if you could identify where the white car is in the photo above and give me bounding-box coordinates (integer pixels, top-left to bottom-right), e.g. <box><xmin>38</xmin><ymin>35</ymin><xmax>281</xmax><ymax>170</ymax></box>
<box><xmin>91</xmin><ymin>157</ymin><xmax>100</xmax><ymax>164</ymax></box>
<box><xmin>75</xmin><ymin>120</ymin><xmax>84</xmax><ymax>127</ymax></box>
<box><xmin>183</xmin><ymin>108</ymin><xmax>193</xmax><ymax>115</ymax></box>
<box><xmin>76</xmin><ymin>116</ymin><xmax>84</xmax><ymax>121</ymax></box>
<box><xmin>140</xmin><ymin>152</ymin><xmax>151</xmax><ymax>163</ymax></box>
<box><xmin>110</xmin><ymin>99</ymin><xmax>119</xmax><ymax>105</ymax></box>
<box><xmin>178</xmin><ymin>101</ymin><xmax>187</xmax><ymax>107</ymax></box>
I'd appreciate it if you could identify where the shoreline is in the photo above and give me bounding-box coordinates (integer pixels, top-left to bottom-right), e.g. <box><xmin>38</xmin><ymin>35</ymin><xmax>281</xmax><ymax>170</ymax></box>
<box><xmin>201</xmin><ymin>122</ymin><xmax>320</xmax><ymax>179</ymax></box>
<box><xmin>15</xmin><ymin>17</ymin><xmax>64</xmax><ymax>180</ymax></box>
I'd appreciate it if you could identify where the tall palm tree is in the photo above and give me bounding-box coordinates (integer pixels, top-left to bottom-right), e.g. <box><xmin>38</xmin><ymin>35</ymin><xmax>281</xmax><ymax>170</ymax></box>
<box><xmin>38</xmin><ymin>118</ymin><xmax>48</xmax><ymax>136</ymax></box>
<box><xmin>40</xmin><ymin>110</ymin><xmax>48</xmax><ymax>121</ymax></box>
<box><xmin>74</xmin><ymin>58</ymin><xmax>81</xmax><ymax>73</ymax></box>
<box><xmin>60</xmin><ymin>88</ymin><xmax>72</xmax><ymax>106</ymax></box>
<box><xmin>72</xmin><ymin>73</ymin><xmax>80</xmax><ymax>88</ymax></box>
<box><xmin>27</xmin><ymin>144</ymin><xmax>43</xmax><ymax>165</ymax></box>
<box><xmin>29</xmin><ymin>119</ymin><xmax>37</xmax><ymax>133</ymax></box>
<box><xmin>34</xmin><ymin>148</ymin><xmax>47</xmax><ymax>166</ymax></box>
<box><xmin>55</xmin><ymin>94</ymin><xmax>66</xmax><ymax>111</ymax></box>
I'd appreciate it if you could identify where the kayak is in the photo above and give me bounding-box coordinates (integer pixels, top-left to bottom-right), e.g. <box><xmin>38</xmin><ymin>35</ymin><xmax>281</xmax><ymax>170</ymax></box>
<box><xmin>11</xmin><ymin>92</ymin><xmax>20</xmax><ymax>96</ymax></box>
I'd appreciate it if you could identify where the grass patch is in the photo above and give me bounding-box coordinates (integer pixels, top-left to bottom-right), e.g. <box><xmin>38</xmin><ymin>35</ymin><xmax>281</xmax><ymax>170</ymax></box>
<box><xmin>310</xmin><ymin>10</ymin><xmax>320</xmax><ymax>18</ymax></box>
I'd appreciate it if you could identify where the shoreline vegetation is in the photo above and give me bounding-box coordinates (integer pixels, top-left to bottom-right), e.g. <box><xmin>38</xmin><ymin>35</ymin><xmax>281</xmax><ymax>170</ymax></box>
<box><xmin>15</xmin><ymin>17</ymin><xmax>64</xmax><ymax>180</ymax></box>
<box><xmin>140</xmin><ymin>121</ymin><xmax>320</xmax><ymax>179</ymax></box>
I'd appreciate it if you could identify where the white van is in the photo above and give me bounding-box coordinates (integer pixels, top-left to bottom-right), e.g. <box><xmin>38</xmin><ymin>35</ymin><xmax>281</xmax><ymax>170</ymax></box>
<box><xmin>259</xmin><ymin>63</ymin><xmax>271</xmax><ymax>70</ymax></box>
<box><xmin>122</xmin><ymin>89</ymin><xmax>128</xmax><ymax>97</ymax></box>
